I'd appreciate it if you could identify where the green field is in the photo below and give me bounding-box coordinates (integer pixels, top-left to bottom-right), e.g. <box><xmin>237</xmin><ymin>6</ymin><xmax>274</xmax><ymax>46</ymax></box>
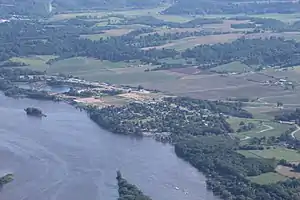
<box><xmin>210</xmin><ymin>61</ymin><xmax>252</xmax><ymax>73</ymax></box>
<box><xmin>45</xmin><ymin>57</ymin><xmax>179</xmax><ymax>84</ymax></box>
<box><xmin>80</xmin><ymin>33</ymin><xmax>108</xmax><ymax>40</ymax></box>
<box><xmin>227</xmin><ymin>117</ymin><xmax>265</xmax><ymax>132</ymax></box>
<box><xmin>10</xmin><ymin>55</ymin><xmax>57</xmax><ymax>71</ymax></box>
<box><xmin>248</xmin><ymin>172</ymin><xmax>287</xmax><ymax>185</ymax></box>
<box><xmin>235</xmin><ymin>122</ymin><xmax>292</xmax><ymax>139</ymax></box>
<box><xmin>238</xmin><ymin>147</ymin><xmax>300</xmax><ymax>162</ymax></box>
<box><xmin>50</xmin><ymin>6</ymin><xmax>192</xmax><ymax>23</ymax></box>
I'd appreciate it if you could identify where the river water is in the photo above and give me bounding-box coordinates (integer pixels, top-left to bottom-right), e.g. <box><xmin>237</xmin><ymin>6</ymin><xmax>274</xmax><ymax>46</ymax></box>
<box><xmin>0</xmin><ymin>94</ymin><xmax>218</xmax><ymax>200</ymax></box>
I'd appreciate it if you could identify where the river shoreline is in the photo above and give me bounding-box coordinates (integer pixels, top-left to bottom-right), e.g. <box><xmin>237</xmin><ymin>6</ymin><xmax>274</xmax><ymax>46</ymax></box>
<box><xmin>0</xmin><ymin>93</ymin><xmax>218</xmax><ymax>200</ymax></box>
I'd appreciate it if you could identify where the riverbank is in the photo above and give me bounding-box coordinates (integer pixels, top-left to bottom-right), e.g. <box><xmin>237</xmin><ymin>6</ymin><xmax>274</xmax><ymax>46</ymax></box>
<box><xmin>0</xmin><ymin>174</ymin><xmax>13</xmax><ymax>187</ymax></box>
<box><xmin>0</xmin><ymin>94</ymin><xmax>218</xmax><ymax>200</ymax></box>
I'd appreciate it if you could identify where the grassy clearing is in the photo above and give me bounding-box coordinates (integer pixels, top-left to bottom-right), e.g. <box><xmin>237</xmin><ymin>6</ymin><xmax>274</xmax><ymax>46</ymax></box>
<box><xmin>48</xmin><ymin>57</ymin><xmax>129</xmax><ymax>72</ymax></box>
<box><xmin>244</xmin><ymin>106</ymin><xmax>282</xmax><ymax>120</ymax></box>
<box><xmin>80</xmin><ymin>33</ymin><xmax>108</xmax><ymax>40</ymax></box>
<box><xmin>248</xmin><ymin>172</ymin><xmax>287</xmax><ymax>185</ymax></box>
<box><xmin>238</xmin><ymin>147</ymin><xmax>300</xmax><ymax>162</ymax></box>
<box><xmin>226</xmin><ymin>117</ymin><xmax>266</xmax><ymax>132</ymax></box>
<box><xmin>210</xmin><ymin>61</ymin><xmax>252</xmax><ymax>73</ymax></box>
<box><xmin>81</xmin><ymin>28</ymin><xmax>133</xmax><ymax>40</ymax></box>
<box><xmin>227</xmin><ymin>116</ymin><xmax>291</xmax><ymax>139</ymax></box>
<box><xmin>235</xmin><ymin>121</ymin><xmax>292</xmax><ymax>139</ymax></box>
<box><xmin>10</xmin><ymin>55</ymin><xmax>57</xmax><ymax>71</ymax></box>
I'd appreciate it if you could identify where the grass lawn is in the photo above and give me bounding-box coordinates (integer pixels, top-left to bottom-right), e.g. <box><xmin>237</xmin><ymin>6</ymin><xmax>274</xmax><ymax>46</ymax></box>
<box><xmin>210</xmin><ymin>61</ymin><xmax>252</xmax><ymax>73</ymax></box>
<box><xmin>10</xmin><ymin>55</ymin><xmax>57</xmax><ymax>71</ymax></box>
<box><xmin>248</xmin><ymin>172</ymin><xmax>287</xmax><ymax>185</ymax></box>
<box><xmin>238</xmin><ymin>147</ymin><xmax>300</xmax><ymax>162</ymax></box>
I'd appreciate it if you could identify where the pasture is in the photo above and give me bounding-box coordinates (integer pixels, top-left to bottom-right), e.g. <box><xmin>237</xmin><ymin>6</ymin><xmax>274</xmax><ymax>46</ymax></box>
<box><xmin>45</xmin><ymin>57</ymin><xmax>180</xmax><ymax>84</ymax></box>
<box><xmin>238</xmin><ymin>147</ymin><xmax>300</xmax><ymax>162</ymax></box>
<box><xmin>9</xmin><ymin>55</ymin><xmax>57</xmax><ymax>71</ymax></box>
<box><xmin>210</xmin><ymin>61</ymin><xmax>252</xmax><ymax>73</ymax></box>
<box><xmin>234</xmin><ymin>121</ymin><xmax>293</xmax><ymax>139</ymax></box>
<box><xmin>248</xmin><ymin>172</ymin><xmax>287</xmax><ymax>185</ymax></box>
<box><xmin>50</xmin><ymin>6</ymin><xmax>193</xmax><ymax>23</ymax></box>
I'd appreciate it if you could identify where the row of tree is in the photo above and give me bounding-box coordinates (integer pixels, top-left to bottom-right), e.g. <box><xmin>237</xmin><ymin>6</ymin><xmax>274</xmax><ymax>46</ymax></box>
<box><xmin>163</xmin><ymin>0</ymin><xmax>300</xmax><ymax>15</ymax></box>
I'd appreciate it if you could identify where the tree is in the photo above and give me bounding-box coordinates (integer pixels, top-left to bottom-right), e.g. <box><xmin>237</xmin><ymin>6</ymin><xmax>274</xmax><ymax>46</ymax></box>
<box><xmin>277</xmin><ymin>102</ymin><xmax>283</xmax><ymax>107</ymax></box>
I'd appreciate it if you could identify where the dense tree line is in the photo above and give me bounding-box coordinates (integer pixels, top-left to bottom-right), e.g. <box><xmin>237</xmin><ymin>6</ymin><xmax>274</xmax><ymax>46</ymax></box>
<box><xmin>275</xmin><ymin>108</ymin><xmax>300</xmax><ymax>124</ymax></box>
<box><xmin>0</xmin><ymin>0</ymin><xmax>164</xmax><ymax>16</ymax></box>
<box><xmin>116</xmin><ymin>171</ymin><xmax>152</xmax><ymax>200</ymax></box>
<box><xmin>175</xmin><ymin>135</ymin><xmax>300</xmax><ymax>200</ymax></box>
<box><xmin>182</xmin><ymin>37</ymin><xmax>300</xmax><ymax>70</ymax></box>
<box><xmin>163</xmin><ymin>0</ymin><xmax>300</xmax><ymax>15</ymax></box>
<box><xmin>119</xmin><ymin>16</ymin><xmax>223</xmax><ymax>28</ymax></box>
<box><xmin>0</xmin><ymin>174</ymin><xmax>13</xmax><ymax>187</ymax></box>
<box><xmin>123</xmin><ymin>30</ymin><xmax>235</xmax><ymax>48</ymax></box>
<box><xmin>230</xmin><ymin>17</ymin><xmax>300</xmax><ymax>32</ymax></box>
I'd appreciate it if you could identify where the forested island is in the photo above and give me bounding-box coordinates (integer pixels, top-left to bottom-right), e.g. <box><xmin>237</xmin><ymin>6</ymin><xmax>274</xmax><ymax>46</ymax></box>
<box><xmin>24</xmin><ymin>107</ymin><xmax>46</xmax><ymax>117</ymax></box>
<box><xmin>0</xmin><ymin>174</ymin><xmax>13</xmax><ymax>187</ymax></box>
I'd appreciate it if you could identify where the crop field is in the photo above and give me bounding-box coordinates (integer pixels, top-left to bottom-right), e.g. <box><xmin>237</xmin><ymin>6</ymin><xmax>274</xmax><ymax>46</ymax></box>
<box><xmin>238</xmin><ymin>147</ymin><xmax>300</xmax><ymax>162</ymax></box>
<box><xmin>248</xmin><ymin>172</ymin><xmax>287</xmax><ymax>185</ymax></box>
<box><xmin>134</xmin><ymin>70</ymin><xmax>294</xmax><ymax>100</ymax></box>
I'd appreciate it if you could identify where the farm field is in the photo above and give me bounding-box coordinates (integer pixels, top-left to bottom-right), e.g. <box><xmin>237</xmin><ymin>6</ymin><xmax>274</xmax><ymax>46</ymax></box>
<box><xmin>46</xmin><ymin>57</ymin><xmax>180</xmax><ymax>84</ymax></box>
<box><xmin>50</xmin><ymin>6</ymin><xmax>193</xmax><ymax>23</ymax></box>
<box><xmin>248</xmin><ymin>172</ymin><xmax>287</xmax><ymax>185</ymax></box>
<box><xmin>9</xmin><ymin>55</ymin><xmax>58</xmax><ymax>71</ymax></box>
<box><xmin>210</xmin><ymin>61</ymin><xmax>253</xmax><ymax>73</ymax></box>
<box><xmin>238</xmin><ymin>147</ymin><xmax>300</xmax><ymax>162</ymax></box>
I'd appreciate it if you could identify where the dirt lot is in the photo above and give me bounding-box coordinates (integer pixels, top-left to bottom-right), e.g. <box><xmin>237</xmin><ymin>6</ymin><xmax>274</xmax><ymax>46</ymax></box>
<box><xmin>168</xmin><ymin>67</ymin><xmax>201</xmax><ymax>75</ymax></box>
<box><xmin>276</xmin><ymin>165</ymin><xmax>300</xmax><ymax>179</ymax></box>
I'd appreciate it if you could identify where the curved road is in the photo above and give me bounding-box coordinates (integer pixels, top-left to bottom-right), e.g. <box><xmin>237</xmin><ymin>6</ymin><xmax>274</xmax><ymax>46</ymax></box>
<box><xmin>0</xmin><ymin>94</ymin><xmax>218</xmax><ymax>200</ymax></box>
